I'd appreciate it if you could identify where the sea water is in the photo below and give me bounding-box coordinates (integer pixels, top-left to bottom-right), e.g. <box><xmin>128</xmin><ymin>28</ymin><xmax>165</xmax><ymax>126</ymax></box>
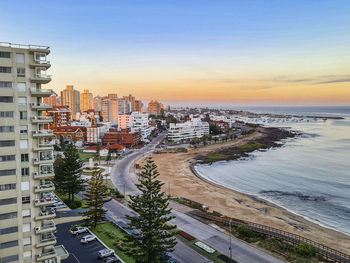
<box><xmin>195</xmin><ymin>106</ymin><xmax>350</xmax><ymax>234</ymax></box>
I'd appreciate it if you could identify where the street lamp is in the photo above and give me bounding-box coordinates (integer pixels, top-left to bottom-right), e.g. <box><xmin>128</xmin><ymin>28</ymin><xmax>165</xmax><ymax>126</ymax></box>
<box><xmin>229</xmin><ymin>219</ymin><xmax>232</xmax><ymax>263</ymax></box>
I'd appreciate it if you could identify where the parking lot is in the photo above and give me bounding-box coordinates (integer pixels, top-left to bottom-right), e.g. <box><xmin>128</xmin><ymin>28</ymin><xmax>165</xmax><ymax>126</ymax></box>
<box><xmin>56</xmin><ymin>221</ymin><xmax>111</xmax><ymax>263</ymax></box>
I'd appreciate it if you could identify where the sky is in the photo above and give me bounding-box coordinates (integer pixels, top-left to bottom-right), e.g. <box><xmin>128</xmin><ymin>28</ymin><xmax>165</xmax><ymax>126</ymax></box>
<box><xmin>1</xmin><ymin>0</ymin><xmax>350</xmax><ymax>106</ymax></box>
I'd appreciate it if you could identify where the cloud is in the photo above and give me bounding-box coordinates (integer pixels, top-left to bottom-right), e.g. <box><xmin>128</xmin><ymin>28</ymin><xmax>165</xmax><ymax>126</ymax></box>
<box><xmin>270</xmin><ymin>75</ymin><xmax>350</xmax><ymax>85</ymax></box>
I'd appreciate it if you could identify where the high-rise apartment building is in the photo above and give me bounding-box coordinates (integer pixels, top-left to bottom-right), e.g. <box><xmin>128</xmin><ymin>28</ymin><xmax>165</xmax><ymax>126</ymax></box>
<box><xmin>0</xmin><ymin>42</ymin><xmax>68</xmax><ymax>262</ymax></box>
<box><xmin>80</xmin><ymin>89</ymin><xmax>93</xmax><ymax>112</ymax></box>
<box><xmin>134</xmin><ymin>100</ymin><xmax>143</xmax><ymax>112</ymax></box>
<box><xmin>148</xmin><ymin>100</ymin><xmax>161</xmax><ymax>115</ymax></box>
<box><xmin>92</xmin><ymin>96</ymin><xmax>102</xmax><ymax>112</ymax></box>
<box><xmin>60</xmin><ymin>85</ymin><xmax>80</xmax><ymax>118</ymax></box>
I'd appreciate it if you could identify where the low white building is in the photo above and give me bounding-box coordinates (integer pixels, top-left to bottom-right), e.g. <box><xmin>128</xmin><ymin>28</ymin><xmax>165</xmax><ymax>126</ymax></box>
<box><xmin>168</xmin><ymin>118</ymin><xmax>209</xmax><ymax>142</ymax></box>
<box><xmin>130</xmin><ymin>112</ymin><xmax>152</xmax><ymax>140</ymax></box>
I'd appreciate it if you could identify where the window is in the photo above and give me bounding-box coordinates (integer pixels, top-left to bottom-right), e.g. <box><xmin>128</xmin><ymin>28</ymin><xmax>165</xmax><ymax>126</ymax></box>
<box><xmin>0</xmin><ymin>52</ymin><xmax>11</xmax><ymax>58</ymax></box>
<box><xmin>0</xmin><ymin>184</ymin><xmax>16</xmax><ymax>191</ymax></box>
<box><xmin>20</xmin><ymin>125</ymin><xmax>28</xmax><ymax>134</ymax></box>
<box><xmin>16</xmin><ymin>53</ymin><xmax>24</xmax><ymax>63</ymax></box>
<box><xmin>40</xmin><ymin>151</ymin><xmax>53</xmax><ymax>161</ymax></box>
<box><xmin>21</xmin><ymin>168</ymin><xmax>29</xmax><ymax>177</ymax></box>
<box><xmin>17</xmin><ymin>83</ymin><xmax>26</xmax><ymax>92</ymax></box>
<box><xmin>0</xmin><ymin>254</ymin><xmax>19</xmax><ymax>263</ymax></box>
<box><xmin>21</xmin><ymin>182</ymin><xmax>29</xmax><ymax>191</ymax></box>
<box><xmin>21</xmin><ymin>154</ymin><xmax>29</xmax><ymax>162</ymax></box>
<box><xmin>0</xmin><ymin>67</ymin><xmax>11</xmax><ymax>73</ymax></box>
<box><xmin>0</xmin><ymin>198</ymin><xmax>17</xmax><ymax>206</ymax></box>
<box><xmin>22</xmin><ymin>209</ymin><xmax>30</xmax><ymax>218</ymax></box>
<box><xmin>18</xmin><ymin>97</ymin><xmax>26</xmax><ymax>105</ymax></box>
<box><xmin>20</xmin><ymin>140</ymin><xmax>28</xmax><ymax>149</ymax></box>
<box><xmin>0</xmin><ymin>212</ymin><xmax>17</xmax><ymax>220</ymax></box>
<box><xmin>0</xmin><ymin>81</ymin><xmax>12</xmax><ymax>88</ymax></box>
<box><xmin>0</xmin><ymin>155</ymin><xmax>15</xmax><ymax>162</ymax></box>
<box><xmin>0</xmin><ymin>126</ymin><xmax>14</xmax><ymax>133</ymax></box>
<box><xmin>0</xmin><ymin>96</ymin><xmax>13</xmax><ymax>103</ymax></box>
<box><xmin>0</xmin><ymin>240</ymin><xmax>18</xmax><ymax>249</ymax></box>
<box><xmin>0</xmin><ymin>140</ymin><xmax>15</xmax><ymax>147</ymax></box>
<box><xmin>0</xmin><ymin>226</ymin><xmax>18</xmax><ymax>235</ymax></box>
<box><xmin>19</xmin><ymin>111</ymin><xmax>27</xmax><ymax>120</ymax></box>
<box><xmin>0</xmin><ymin>170</ymin><xmax>16</xmax><ymax>176</ymax></box>
<box><xmin>22</xmin><ymin>196</ymin><xmax>30</xmax><ymax>204</ymax></box>
<box><xmin>17</xmin><ymin>68</ymin><xmax>25</xmax><ymax>77</ymax></box>
<box><xmin>23</xmin><ymin>237</ymin><xmax>31</xmax><ymax>246</ymax></box>
<box><xmin>23</xmin><ymin>251</ymin><xmax>31</xmax><ymax>261</ymax></box>
<box><xmin>40</xmin><ymin>164</ymin><xmax>53</xmax><ymax>174</ymax></box>
<box><xmin>22</xmin><ymin>223</ymin><xmax>30</xmax><ymax>232</ymax></box>
<box><xmin>34</xmin><ymin>52</ymin><xmax>47</xmax><ymax>63</ymax></box>
<box><xmin>0</xmin><ymin>111</ymin><xmax>13</xmax><ymax>118</ymax></box>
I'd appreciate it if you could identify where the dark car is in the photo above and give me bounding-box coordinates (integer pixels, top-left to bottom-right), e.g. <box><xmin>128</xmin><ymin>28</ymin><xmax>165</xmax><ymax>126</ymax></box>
<box><xmin>102</xmin><ymin>256</ymin><xmax>120</xmax><ymax>263</ymax></box>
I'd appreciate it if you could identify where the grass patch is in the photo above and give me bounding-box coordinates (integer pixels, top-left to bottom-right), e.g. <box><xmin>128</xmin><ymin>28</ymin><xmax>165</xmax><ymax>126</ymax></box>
<box><xmin>204</xmin><ymin>153</ymin><xmax>230</xmax><ymax>161</ymax></box>
<box><xmin>177</xmin><ymin>234</ymin><xmax>237</xmax><ymax>263</ymax></box>
<box><xmin>78</xmin><ymin>150</ymin><xmax>107</xmax><ymax>162</ymax></box>
<box><xmin>55</xmin><ymin>192</ymin><xmax>88</xmax><ymax>209</ymax></box>
<box><xmin>90</xmin><ymin>222</ymin><xmax>135</xmax><ymax>263</ymax></box>
<box><xmin>237</xmin><ymin>141</ymin><xmax>264</xmax><ymax>151</ymax></box>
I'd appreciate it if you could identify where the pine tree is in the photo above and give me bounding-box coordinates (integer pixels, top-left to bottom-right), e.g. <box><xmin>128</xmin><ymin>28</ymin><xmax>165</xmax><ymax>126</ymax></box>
<box><xmin>96</xmin><ymin>142</ymin><xmax>101</xmax><ymax>164</ymax></box>
<box><xmin>59</xmin><ymin>135</ymin><xmax>65</xmax><ymax>151</ymax></box>
<box><xmin>83</xmin><ymin>165</ymin><xmax>111</xmax><ymax>228</ymax></box>
<box><xmin>125</xmin><ymin>157</ymin><xmax>177</xmax><ymax>262</ymax></box>
<box><xmin>54</xmin><ymin>143</ymin><xmax>85</xmax><ymax>202</ymax></box>
<box><xmin>106</xmin><ymin>147</ymin><xmax>112</xmax><ymax>164</ymax></box>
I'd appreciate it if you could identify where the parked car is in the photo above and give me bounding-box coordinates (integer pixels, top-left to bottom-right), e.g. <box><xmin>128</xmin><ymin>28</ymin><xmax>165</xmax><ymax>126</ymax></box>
<box><xmin>102</xmin><ymin>256</ymin><xmax>120</xmax><ymax>263</ymax></box>
<box><xmin>70</xmin><ymin>226</ymin><xmax>88</xmax><ymax>235</ymax></box>
<box><xmin>98</xmin><ymin>248</ymin><xmax>114</xmax><ymax>259</ymax></box>
<box><xmin>80</xmin><ymin>234</ymin><xmax>96</xmax><ymax>244</ymax></box>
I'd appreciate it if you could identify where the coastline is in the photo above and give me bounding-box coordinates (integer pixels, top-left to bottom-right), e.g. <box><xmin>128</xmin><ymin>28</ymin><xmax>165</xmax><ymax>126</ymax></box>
<box><xmin>151</xmin><ymin>131</ymin><xmax>350</xmax><ymax>254</ymax></box>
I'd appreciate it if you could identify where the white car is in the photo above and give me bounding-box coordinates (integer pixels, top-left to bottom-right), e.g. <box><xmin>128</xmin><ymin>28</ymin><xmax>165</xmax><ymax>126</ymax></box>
<box><xmin>98</xmin><ymin>248</ymin><xmax>114</xmax><ymax>258</ymax></box>
<box><xmin>70</xmin><ymin>226</ymin><xmax>88</xmax><ymax>235</ymax></box>
<box><xmin>81</xmin><ymin>234</ymin><xmax>96</xmax><ymax>244</ymax></box>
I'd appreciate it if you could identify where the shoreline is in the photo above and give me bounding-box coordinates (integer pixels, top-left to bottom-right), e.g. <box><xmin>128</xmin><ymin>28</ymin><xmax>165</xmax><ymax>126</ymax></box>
<box><xmin>191</xmin><ymin>163</ymin><xmax>350</xmax><ymax>237</ymax></box>
<box><xmin>151</xmin><ymin>131</ymin><xmax>350</xmax><ymax>254</ymax></box>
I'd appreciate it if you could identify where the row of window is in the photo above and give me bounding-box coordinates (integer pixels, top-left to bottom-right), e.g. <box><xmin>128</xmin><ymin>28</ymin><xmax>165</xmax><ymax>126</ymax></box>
<box><xmin>0</xmin><ymin>67</ymin><xmax>26</xmax><ymax>76</ymax></box>
<box><xmin>0</xmin><ymin>155</ymin><xmax>15</xmax><ymax>162</ymax></box>
<box><xmin>0</xmin><ymin>226</ymin><xmax>18</xmax><ymax>235</ymax></box>
<box><xmin>0</xmin><ymin>254</ymin><xmax>19</xmax><ymax>263</ymax></box>
<box><xmin>0</xmin><ymin>111</ymin><xmax>13</xmax><ymax>118</ymax></box>
<box><xmin>0</xmin><ymin>96</ymin><xmax>28</xmax><ymax>105</ymax></box>
<box><xmin>0</xmin><ymin>240</ymin><xmax>18</xmax><ymax>249</ymax></box>
<box><xmin>0</xmin><ymin>126</ymin><xmax>14</xmax><ymax>133</ymax></box>
<box><xmin>0</xmin><ymin>166</ymin><xmax>50</xmax><ymax>177</ymax></box>
<box><xmin>0</xmin><ymin>198</ymin><xmax>17</xmax><ymax>206</ymax></box>
<box><xmin>0</xmin><ymin>51</ymin><xmax>25</xmax><ymax>62</ymax></box>
<box><xmin>0</xmin><ymin>183</ymin><xmax>16</xmax><ymax>191</ymax></box>
<box><xmin>0</xmin><ymin>82</ymin><xmax>27</xmax><ymax>92</ymax></box>
<box><xmin>0</xmin><ymin>212</ymin><xmax>16</xmax><ymax>220</ymax></box>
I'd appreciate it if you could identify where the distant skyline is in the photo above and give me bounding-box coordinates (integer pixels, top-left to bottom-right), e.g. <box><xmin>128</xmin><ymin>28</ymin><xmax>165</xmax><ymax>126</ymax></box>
<box><xmin>1</xmin><ymin>0</ymin><xmax>350</xmax><ymax>106</ymax></box>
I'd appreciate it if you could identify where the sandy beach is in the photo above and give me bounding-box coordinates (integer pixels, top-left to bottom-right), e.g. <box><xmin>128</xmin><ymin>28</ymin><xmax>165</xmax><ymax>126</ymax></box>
<box><xmin>150</xmin><ymin>130</ymin><xmax>350</xmax><ymax>254</ymax></box>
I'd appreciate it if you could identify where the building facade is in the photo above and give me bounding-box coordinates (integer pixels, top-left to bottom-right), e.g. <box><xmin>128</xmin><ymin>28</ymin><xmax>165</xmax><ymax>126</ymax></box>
<box><xmin>168</xmin><ymin>118</ymin><xmax>209</xmax><ymax>142</ymax></box>
<box><xmin>80</xmin><ymin>89</ymin><xmax>93</xmax><ymax>112</ymax></box>
<box><xmin>60</xmin><ymin>85</ymin><xmax>80</xmax><ymax>118</ymax></box>
<box><xmin>148</xmin><ymin>100</ymin><xmax>161</xmax><ymax>115</ymax></box>
<box><xmin>43</xmin><ymin>93</ymin><xmax>59</xmax><ymax>107</ymax></box>
<box><xmin>130</xmin><ymin>112</ymin><xmax>152</xmax><ymax>140</ymax></box>
<box><xmin>47</xmin><ymin>106</ymin><xmax>71</xmax><ymax>128</ymax></box>
<box><xmin>0</xmin><ymin>42</ymin><xmax>68</xmax><ymax>263</ymax></box>
<box><xmin>103</xmin><ymin>128</ymin><xmax>140</xmax><ymax>148</ymax></box>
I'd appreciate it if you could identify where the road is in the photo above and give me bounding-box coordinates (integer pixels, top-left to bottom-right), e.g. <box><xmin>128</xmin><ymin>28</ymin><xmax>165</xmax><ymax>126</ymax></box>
<box><xmin>110</xmin><ymin>134</ymin><xmax>284</xmax><ymax>263</ymax></box>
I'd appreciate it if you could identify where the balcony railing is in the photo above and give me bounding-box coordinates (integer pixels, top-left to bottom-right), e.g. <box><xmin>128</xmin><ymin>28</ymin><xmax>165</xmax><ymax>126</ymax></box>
<box><xmin>34</xmin><ymin>74</ymin><xmax>52</xmax><ymax>79</ymax></box>
<box><xmin>34</xmin><ymin>59</ymin><xmax>51</xmax><ymax>65</ymax></box>
<box><xmin>40</xmin><ymin>233</ymin><xmax>56</xmax><ymax>244</ymax></box>
<box><xmin>30</xmin><ymin>88</ymin><xmax>53</xmax><ymax>96</ymax></box>
<box><xmin>31</xmin><ymin>103</ymin><xmax>52</xmax><ymax>110</ymax></box>
<box><xmin>30</xmin><ymin>88</ymin><xmax>52</xmax><ymax>93</ymax></box>
<box><xmin>34</xmin><ymin>197</ymin><xmax>55</xmax><ymax>207</ymax></box>
<box><xmin>35</xmin><ymin>249</ymin><xmax>56</xmax><ymax>262</ymax></box>
<box><xmin>35</xmin><ymin>182</ymin><xmax>55</xmax><ymax>190</ymax></box>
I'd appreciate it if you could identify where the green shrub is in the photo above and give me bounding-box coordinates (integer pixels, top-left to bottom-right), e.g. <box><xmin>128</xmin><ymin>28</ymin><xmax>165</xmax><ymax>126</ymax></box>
<box><xmin>297</xmin><ymin>243</ymin><xmax>316</xmax><ymax>257</ymax></box>
<box><xmin>66</xmin><ymin>200</ymin><xmax>82</xmax><ymax>209</ymax></box>
<box><xmin>237</xmin><ymin>225</ymin><xmax>254</xmax><ymax>238</ymax></box>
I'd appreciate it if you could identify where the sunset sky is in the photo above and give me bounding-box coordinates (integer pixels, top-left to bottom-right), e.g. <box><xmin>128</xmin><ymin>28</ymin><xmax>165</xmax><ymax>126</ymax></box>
<box><xmin>1</xmin><ymin>0</ymin><xmax>350</xmax><ymax>106</ymax></box>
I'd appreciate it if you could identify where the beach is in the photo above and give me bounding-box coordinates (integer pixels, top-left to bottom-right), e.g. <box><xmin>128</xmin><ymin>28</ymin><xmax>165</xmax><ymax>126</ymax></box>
<box><xmin>150</xmin><ymin>130</ymin><xmax>350</xmax><ymax>255</ymax></box>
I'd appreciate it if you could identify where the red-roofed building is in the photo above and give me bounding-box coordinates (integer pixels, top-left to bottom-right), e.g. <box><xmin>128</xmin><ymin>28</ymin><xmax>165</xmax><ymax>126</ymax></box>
<box><xmin>53</xmin><ymin>126</ymin><xmax>86</xmax><ymax>143</ymax></box>
<box><xmin>103</xmin><ymin>128</ymin><xmax>140</xmax><ymax>148</ymax></box>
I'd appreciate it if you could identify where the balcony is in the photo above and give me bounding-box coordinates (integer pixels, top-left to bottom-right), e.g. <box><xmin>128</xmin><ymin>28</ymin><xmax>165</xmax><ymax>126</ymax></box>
<box><xmin>33</xmin><ymin>143</ymin><xmax>53</xmax><ymax>152</ymax></box>
<box><xmin>34</xmin><ymin>182</ymin><xmax>55</xmax><ymax>193</ymax></box>
<box><xmin>31</xmin><ymin>74</ymin><xmax>52</xmax><ymax>84</ymax></box>
<box><xmin>33</xmin><ymin>157</ymin><xmax>54</xmax><ymax>166</ymax></box>
<box><xmin>36</xmin><ymin>233</ymin><xmax>56</xmax><ymax>248</ymax></box>
<box><xmin>31</xmin><ymin>103</ymin><xmax>52</xmax><ymax>110</ymax></box>
<box><xmin>30</xmin><ymin>60</ymin><xmax>51</xmax><ymax>69</ymax></box>
<box><xmin>31</xmin><ymin>116</ymin><xmax>53</xmax><ymax>124</ymax></box>
<box><xmin>33</xmin><ymin>171</ymin><xmax>54</xmax><ymax>180</ymax></box>
<box><xmin>34</xmin><ymin>198</ymin><xmax>55</xmax><ymax>207</ymax></box>
<box><xmin>35</xmin><ymin>209</ymin><xmax>56</xmax><ymax>221</ymax></box>
<box><xmin>35</xmin><ymin>248</ymin><xmax>57</xmax><ymax>262</ymax></box>
<box><xmin>30</xmin><ymin>88</ymin><xmax>53</xmax><ymax>97</ymax></box>
<box><xmin>35</xmin><ymin>220</ymin><xmax>56</xmax><ymax>235</ymax></box>
<box><xmin>55</xmin><ymin>245</ymin><xmax>69</xmax><ymax>260</ymax></box>
<box><xmin>33</xmin><ymin>130</ymin><xmax>54</xmax><ymax>138</ymax></box>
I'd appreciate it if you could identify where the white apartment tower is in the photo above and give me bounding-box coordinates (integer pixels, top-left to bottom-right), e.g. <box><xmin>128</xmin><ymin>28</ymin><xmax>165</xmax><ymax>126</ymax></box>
<box><xmin>0</xmin><ymin>42</ymin><xmax>68</xmax><ymax>263</ymax></box>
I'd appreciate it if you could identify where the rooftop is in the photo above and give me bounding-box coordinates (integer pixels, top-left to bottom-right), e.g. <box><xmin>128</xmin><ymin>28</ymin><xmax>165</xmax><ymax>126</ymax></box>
<box><xmin>0</xmin><ymin>41</ymin><xmax>50</xmax><ymax>50</ymax></box>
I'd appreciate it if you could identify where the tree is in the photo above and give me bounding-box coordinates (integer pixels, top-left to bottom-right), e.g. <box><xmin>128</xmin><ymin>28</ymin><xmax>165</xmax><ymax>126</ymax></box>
<box><xmin>208</xmin><ymin>135</ymin><xmax>212</xmax><ymax>144</ymax></box>
<box><xmin>209</xmin><ymin>124</ymin><xmax>221</xmax><ymax>135</ymax></box>
<box><xmin>59</xmin><ymin>135</ymin><xmax>65</xmax><ymax>150</ymax></box>
<box><xmin>202</xmin><ymin>136</ymin><xmax>207</xmax><ymax>146</ymax></box>
<box><xmin>53</xmin><ymin>144</ymin><xmax>85</xmax><ymax>202</ymax></box>
<box><xmin>106</xmin><ymin>147</ymin><xmax>112</xmax><ymax>164</ymax></box>
<box><xmin>83</xmin><ymin>165</ymin><xmax>111</xmax><ymax>228</ymax></box>
<box><xmin>96</xmin><ymin>142</ymin><xmax>101</xmax><ymax>164</ymax></box>
<box><xmin>214</xmin><ymin>137</ymin><xmax>218</xmax><ymax>143</ymax></box>
<box><xmin>230</xmin><ymin>134</ymin><xmax>234</xmax><ymax>141</ymax></box>
<box><xmin>125</xmin><ymin>158</ymin><xmax>177</xmax><ymax>262</ymax></box>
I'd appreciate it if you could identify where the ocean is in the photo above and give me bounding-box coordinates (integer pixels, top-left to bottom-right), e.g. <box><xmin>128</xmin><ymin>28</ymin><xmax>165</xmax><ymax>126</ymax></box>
<box><xmin>195</xmin><ymin>106</ymin><xmax>350</xmax><ymax>235</ymax></box>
